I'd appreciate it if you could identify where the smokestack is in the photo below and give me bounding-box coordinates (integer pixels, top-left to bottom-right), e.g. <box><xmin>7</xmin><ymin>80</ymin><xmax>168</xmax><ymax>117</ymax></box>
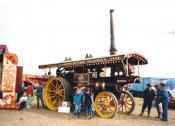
<box><xmin>109</xmin><ymin>9</ymin><xmax>117</xmax><ymax>55</ymax></box>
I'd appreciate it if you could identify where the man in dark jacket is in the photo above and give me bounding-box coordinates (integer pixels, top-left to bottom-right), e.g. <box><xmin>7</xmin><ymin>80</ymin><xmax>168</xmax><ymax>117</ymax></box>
<box><xmin>140</xmin><ymin>83</ymin><xmax>155</xmax><ymax>117</ymax></box>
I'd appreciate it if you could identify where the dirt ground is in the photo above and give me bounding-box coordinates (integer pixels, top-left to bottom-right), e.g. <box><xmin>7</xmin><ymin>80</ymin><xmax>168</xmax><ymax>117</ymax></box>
<box><xmin>0</xmin><ymin>98</ymin><xmax>175</xmax><ymax>126</ymax></box>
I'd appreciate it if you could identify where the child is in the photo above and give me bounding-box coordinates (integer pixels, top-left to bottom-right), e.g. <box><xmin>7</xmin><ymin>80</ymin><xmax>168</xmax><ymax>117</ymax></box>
<box><xmin>84</xmin><ymin>87</ymin><xmax>93</xmax><ymax>119</ymax></box>
<box><xmin>18</xmin><ymin>92</ymin><xmax>28</xmax><ymax>111</ymax></box>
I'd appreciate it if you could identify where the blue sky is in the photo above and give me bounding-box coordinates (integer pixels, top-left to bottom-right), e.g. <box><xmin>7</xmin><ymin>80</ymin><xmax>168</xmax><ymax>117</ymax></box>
<box><xmin>0</xmin><ymin>0</ymin><xmax>175</xmax><ymax>77</ymax></box>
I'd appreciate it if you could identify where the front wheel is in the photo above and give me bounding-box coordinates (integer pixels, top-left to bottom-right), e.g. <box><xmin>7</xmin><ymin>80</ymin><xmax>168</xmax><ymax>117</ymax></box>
<box><xmin>94</xmin><ymin>91</ymin><xmax>118</xmax><ymax>118</ymax></box>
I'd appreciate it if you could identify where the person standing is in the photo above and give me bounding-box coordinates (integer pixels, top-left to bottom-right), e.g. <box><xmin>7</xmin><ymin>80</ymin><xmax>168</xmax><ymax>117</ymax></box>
<box><xmin>16</xmin><ymin>81</ymin><xmax>26</xmax><ymax>102</ymax></box>
<box><xmin>26</xmin><ymin>82</ymin><xmax>33</xmax><ymax>108</ymax></box>
<box><xmin>154</xmin><ymin>84</ymin><xmax>162</xmax><ymax>118</ymax></box>
<box><xmin>160</xmin><ymin>83</ymin><xmax>169</xmax><ymax>121</ymax></box>
<box><xmin>36</xmin><ymin>82</ymin><xmax>45</xmax><ymax>108</ymax></box>
<box><xmin>73</xmin><ymin>85</ymin><xmax>83</xmax><ymax>118</ymax></box>
<box><xmin>84</xmin><ymin>87</ymin><xmax>92</xmax><ymax>119</ymax></box>
<box><xmin>140</xmin><ymin>84</ymin><xmax>155</xmax><ymax>117</ymax></box>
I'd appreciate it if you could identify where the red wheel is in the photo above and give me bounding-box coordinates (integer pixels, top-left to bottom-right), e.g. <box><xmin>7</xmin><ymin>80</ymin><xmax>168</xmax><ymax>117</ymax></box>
<box><xmin>118</xmin><ymin>91</ymin><xmax>135</xmax><ymax>114</ymax></box>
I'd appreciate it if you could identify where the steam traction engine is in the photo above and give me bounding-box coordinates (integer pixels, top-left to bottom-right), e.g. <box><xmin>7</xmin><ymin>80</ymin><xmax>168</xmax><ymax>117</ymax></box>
<box><xmin>38</xmin><ymin>10</ymin><xmax>148</xmax><ymax>118</ymax></box>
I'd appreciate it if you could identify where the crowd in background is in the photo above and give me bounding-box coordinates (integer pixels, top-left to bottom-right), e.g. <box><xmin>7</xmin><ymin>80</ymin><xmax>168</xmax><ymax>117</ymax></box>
<box><xmin>16</xmin><ymin>81</ymin><xmax>45</xmax><ymax>110</ymax></box>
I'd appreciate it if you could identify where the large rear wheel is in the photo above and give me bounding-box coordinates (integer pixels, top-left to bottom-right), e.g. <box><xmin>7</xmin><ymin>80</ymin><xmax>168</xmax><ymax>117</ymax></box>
<box><xmin>43</xmin><ymin>77</ymin><xmax>71</xmax><ymax>111</ymax></box>
<box><xmin>94</xmin><ymin>91</ymin><xmax>118</xmax><ymax>118</ymax></box>
<box><xmin>118</xmin><ymin>91</ymin><xmax>135</xmax><ymax>114</ymax></box>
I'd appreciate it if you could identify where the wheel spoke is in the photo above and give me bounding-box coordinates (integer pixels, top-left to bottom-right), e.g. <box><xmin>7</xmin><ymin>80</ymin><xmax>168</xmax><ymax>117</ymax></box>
<box><xmin>125</xmin><ymin>99</ymin><xmax>132</xmax><ymax>102</ymax></box>
<box><xmin>48</xmin><ymin>95</ymin><xmax>56</xmax><ymax>99</ymax></box>
<box><xmin>124</xmin><ymin>104</ymin><xmax>127</xmax><ymax>112</ymax></box>
<box><xmin>56</xmin><ymin>83</ymin><xmax>59</xmax><ymax>90</ymax></box>
<box><xmin>118</xmin><ymin>104</ymin><xmax>122</xmax><ymax>109</ymax></box>
<box><xmin>53</xmin><ymin>98</ymin><xmax>58</xmax><ymax>105</ymax></box>
<box><xmin>124</xmin><ymin>95</ymin><xmax>130</xmax><ymax>101</ymax></box>
<box><xmin>58</xmin><ymin>94</ymin><xmax>64</xmax><ymax>97</ymax></box>
<box><xmin>47</xmin><ymin>90</ymin><xmax>56</xmax><ymax>93</ymax></box>
<box><xmin>107</xmin><ymin>108</ymin><xmax>113</xmax><ymax>113</ymax></box>
<box><xmin>57</xmin><ymin>84</ymin><xmax>62</xmax><ymax>91</ymax></box>
<box><xmin>125</xmin><ymin>104</ymin><xmax>131</xmax><ymax>109</ymax></box>
<box><xmin>57</xmin><ymin>96</ymin><xmax>63</xmax><ymax>102</ymax></box>
<box><xmin>50</xmin><ymin>82</ymin><xmax>56</xmax><ymax>89</ymax></box>
<box><xmin>58</xmin><ymin>89</ymin><xmax>64</xmax><ymax>94</ymax></box>
<box><xmin>125</xmin><ymin>102</ymin><xmax>132</xmax><ymax>105</ymax></box>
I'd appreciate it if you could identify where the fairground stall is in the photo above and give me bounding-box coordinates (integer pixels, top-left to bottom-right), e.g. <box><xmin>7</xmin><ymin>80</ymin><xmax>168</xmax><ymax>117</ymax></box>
<box><xmin>0</xmin><ymin>45</ymin><xmax>22</xmax><ymax>109</ymax></box>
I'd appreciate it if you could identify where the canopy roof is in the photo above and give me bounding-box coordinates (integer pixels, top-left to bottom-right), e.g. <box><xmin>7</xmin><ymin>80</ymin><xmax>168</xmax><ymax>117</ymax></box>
<box><xmin>39</xmin><ymin>52</ymin><xmax>148</xmax><ymax>69</ymax></box>
<box><xmin>124</xmin><ymin>53</ymin><xmax>148</xmax><ymax>65</ymax></box>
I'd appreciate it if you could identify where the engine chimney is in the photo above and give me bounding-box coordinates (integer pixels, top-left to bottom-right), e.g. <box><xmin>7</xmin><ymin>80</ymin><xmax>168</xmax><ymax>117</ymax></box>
<box><xmin>109</xmin><ymin>9</ymin><xmax>117</xmax><ymax>55</ymax></box>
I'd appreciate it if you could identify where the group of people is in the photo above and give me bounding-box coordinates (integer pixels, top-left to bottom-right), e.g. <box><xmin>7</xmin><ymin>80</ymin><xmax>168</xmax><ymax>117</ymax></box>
<box><xmin>140</xmin><ymin>83</ymin><xmax>169</xmax><ymax>121</ymax></box>
<box><xmin>9</xmin><ymin>80</ymin><xmax>172</xmax><ymax>122</ymax></box>
<box><xmin>17</xmin><ymin>81</ymin><xmax>94</xmax><ymax>119</ymax></box>
<box><xmin>73</xmin><ymin>84</ymin><xmax>94</xmax><ymax>119</ymax></box>
<box><xmin>17</xmin><ymin>81</ymin><xmax>45</xmax><ymax>110</ymax></box>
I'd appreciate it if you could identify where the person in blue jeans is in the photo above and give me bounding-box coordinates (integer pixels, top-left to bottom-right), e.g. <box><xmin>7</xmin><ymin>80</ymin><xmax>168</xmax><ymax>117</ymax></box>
<box><xmin>73</xmin><ymin>86</ymin><xmax>83</xmax><ymax>118</ymax></box>
<box><xmin>160</xmin><ymin>83</ymin><xmax>169</xmax><ymax>121</ymax></box>
<box><xmin>37</xmin><ymin>82</ymin><xmax>45</xmax><ymax>108</ymax></box>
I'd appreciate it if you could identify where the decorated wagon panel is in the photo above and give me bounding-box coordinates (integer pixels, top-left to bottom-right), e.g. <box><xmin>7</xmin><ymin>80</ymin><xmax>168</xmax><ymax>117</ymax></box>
<box><xmin>0</xmin><ymin>53</ymin><xmax>18</xmax><ymax>109</ymax></box>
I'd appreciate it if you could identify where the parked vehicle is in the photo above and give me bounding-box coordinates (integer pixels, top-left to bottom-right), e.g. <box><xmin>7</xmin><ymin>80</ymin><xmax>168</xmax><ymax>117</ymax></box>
<box><xmin>130</xmin><ymin>78</ymin><xmax>175</xmax><ymax>97</ymax></box>
<box><xmin>168</xmin><ymin>90</ymin><xmax>175</xmax><ymax>107</ymax></box>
